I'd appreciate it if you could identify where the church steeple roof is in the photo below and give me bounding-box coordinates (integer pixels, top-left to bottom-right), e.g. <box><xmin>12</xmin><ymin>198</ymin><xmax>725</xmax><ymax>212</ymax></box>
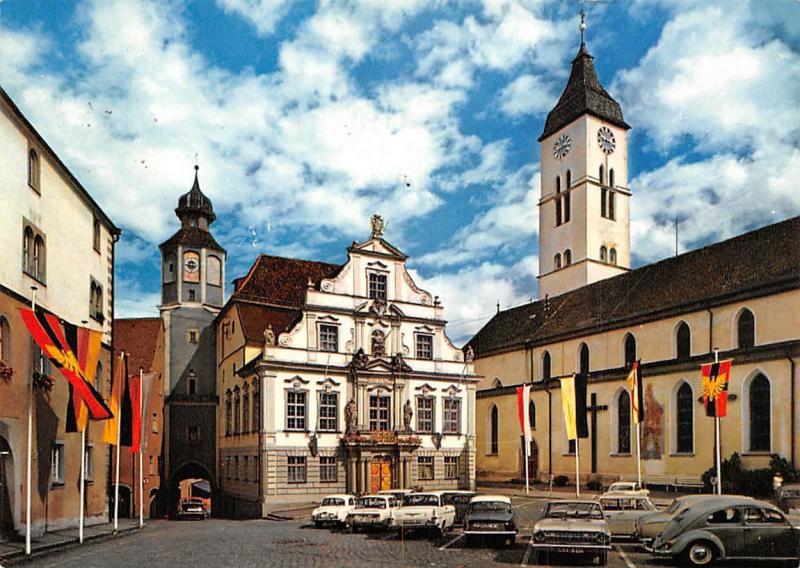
<box><xmin>175</xmin><ymin>165</ymin><xmax>216</xmax><ymax>224</ymax></box>
<box><xmin>538</xmin><ymin>41</ymin><xmax>630</xmax><ymax>141</ymax></box>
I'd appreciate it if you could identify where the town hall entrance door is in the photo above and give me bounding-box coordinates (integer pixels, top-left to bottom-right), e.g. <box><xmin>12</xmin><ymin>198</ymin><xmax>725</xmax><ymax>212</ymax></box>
<box><xmin>370</xmin><ymin>457</ymin><xmax>392</xmax><ymax>493</ymax></box>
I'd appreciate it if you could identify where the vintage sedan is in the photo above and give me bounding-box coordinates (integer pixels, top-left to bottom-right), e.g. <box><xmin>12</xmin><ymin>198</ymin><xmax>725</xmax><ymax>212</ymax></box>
<box><xmin>441</xmin><ymin>490</ymin><xmax>477</xmax><ymax>526</ymax></box>
<box><xmin>652</xmin><ymin>496</ymin><xmax>800</xmax><ymax>566</ymax></box>
<box><xmin>378</xmin><ymin>488</ymin><xmax>415</xmax><ymax>503</ymax></box>
<box><xmin>391</xmin><ymin>491</ymin><xmax>456</xmax><ymax>535</ymax></box>
<box><xmin>463</xmin><ymin>495</ymin><xmax>517</xmax><ymax>546</ymax></box>
<box><xmin>777</xmin><ymin>484</ymin><xmax>800</xmax><ymax>516</ymax></box>
<box><xmin>311</xmin><ymin>494</ymin><xmax>357</xmax><ymax>527</ymax></box>
<box><xmin>346</xmin><ymin>495</ymin><xmax>400</xmax><ymax>532</ymax></box>
<box><xmin>598</xmin><ymin>494</ymin><xmax>656</xmax><ymax>538</ymax></box>
<box><xmin>532</xmin><ymin>500</ymin><xmax>611</xmax><ymax>566</ymax></box>
<box><xmin>177</xmin><ymin>498</ymin><xmax>208</xmax><ymax>520</ymax></box>
<box><xmin>606</xmin><ymin>481</ymin><xmax>650</xmax><ymax>497</ymax></box>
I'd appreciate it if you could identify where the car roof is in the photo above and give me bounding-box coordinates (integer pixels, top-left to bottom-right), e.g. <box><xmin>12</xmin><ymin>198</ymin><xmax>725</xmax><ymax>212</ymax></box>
<box><xmin>378</xmin><ymin>489</ymin><xmax>412</xmax><ymax>494</ymax></box>
<box><xmin>547</xmin><ymin>499</ymin><xmax>599</xmax><ymax>506</ymax></box>
<box><xmin>684</xmin><ymin>496</ymin><xmax>767</xmax><ymax>511</ymax></box>
<box><xmin>442</xmin><ymin>490</ymin><xmax>477</xmax><ymax>495</ymax></box>
<box><xmin>781</xmin><ymin>483</ymin><xmax>800</xmax><ymax>489</ymax></box>
<box><xmin>599</xmin><ymin>493</ymin><xmax>649</xmax><ymax>499</ymax></box>
<box><xmin>359</xmin><ymin>494</ymin><xmax>389</xmax><ymax>499</ymax></box>
<box><xmin>470</xmin><ymin>495</ymin><xmax>512</xmax><ymax>504</ymax></box>
<box><xmin>323</xmin><ymin>494</ymin><xmax>355</xmax><ymax>500</ymax></box>
<box><xmin>408</xmin><ymin>490</ymin><xmax>447</xmax><ymax>497</ymax></box>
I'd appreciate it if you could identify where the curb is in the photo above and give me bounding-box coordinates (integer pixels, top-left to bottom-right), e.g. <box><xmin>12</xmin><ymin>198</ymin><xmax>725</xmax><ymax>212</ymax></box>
<box><xmin>1</xmin><ymin>525</ymin><xmax>143</xmax><ymax>566</ymax></box>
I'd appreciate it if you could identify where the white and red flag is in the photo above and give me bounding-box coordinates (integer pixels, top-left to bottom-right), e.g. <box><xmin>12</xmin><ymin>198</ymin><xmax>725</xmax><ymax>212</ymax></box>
<box><xmin>516</xmin><ymin>384</ymin><xmax>532</xmax><ymax>443</ymax></box>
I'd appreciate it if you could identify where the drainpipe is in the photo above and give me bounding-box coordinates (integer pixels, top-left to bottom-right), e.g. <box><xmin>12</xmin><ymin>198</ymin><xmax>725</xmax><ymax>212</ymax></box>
<box><xmin>787</xmin><ymin>352</ymin><xmax>796</xmax><ymax>469</ymax></box>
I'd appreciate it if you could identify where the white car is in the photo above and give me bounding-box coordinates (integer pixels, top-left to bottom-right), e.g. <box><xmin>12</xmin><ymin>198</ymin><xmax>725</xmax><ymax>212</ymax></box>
<box><xmin>605</xmin><ymin>481</ymin><xmax>650</xmax><ymax>497</ymax></box>
<box><xmin>391</xmin><ymin>491</ymin><xmax>456</xmax><ymax>535</ymax></box>
<box><xmin>597</xmin><ymin>494</ymin><xmax>657</xmax><ymax>538</ymax></box>
<box><xmin>346</xmin><ymin>495</ymin><xmax>401</xmax><ymax>532</ymax></box>
<box><xmin>311</xmin><ymin>494</ymin><xmax>357</xmax><ymax>527</ymax></box>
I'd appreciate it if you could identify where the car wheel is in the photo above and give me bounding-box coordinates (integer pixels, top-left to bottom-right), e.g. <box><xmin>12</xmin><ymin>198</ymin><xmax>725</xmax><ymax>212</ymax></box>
<box><xmin>314</xmin><ymin>521</ymin><xmax>322</xmax><ymax>529</ymax></box>
<box><xmin>681</xmin><ymin>541</ymin><xmax>716</xmax><ymax>566</ymax></box>
<box><xmin>597</xmin><ymin>550</ymin><xmax>608</xmax><ymax>566</ymax></box>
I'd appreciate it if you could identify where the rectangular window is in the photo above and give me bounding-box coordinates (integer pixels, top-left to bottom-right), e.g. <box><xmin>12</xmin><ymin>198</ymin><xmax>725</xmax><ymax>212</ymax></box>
<box><xmin>288</xmin><ymin>456</ymin><xmax>307</xmax><ymax>483</ymax></box>
<box><xmin>188</xmin><ymin>290</ymin><xmax>196</xmax><ymax>301</ymax></box>
<box><xmin>51</xmin><ymin>443</ymin><xmax>65</xmax><ymax>485</ymax></box>
<box><xmin>152</xmin><ymin>413</ymin><xmax>158</xmax><ymax>433</ymax></box>
<box><xmin>93</xmin><ymin>217</ymin><xmax>101</xmax><ymax>252</ymax></box>
<box><xmin>188</xmin><ymin>330</ymin><xmax>198</xmax><ymax>344</ymax></box>
<box><xmin>286</xmin><ymin>391</ymin><xmax>307</xmax><ymax>431</ymax></box>
<box><xmin>415</xmin><ymin>334</ymin><xmax>433</xmax><ymax>360</ymax></box>
<box><xmin>243</xmin><ymin>456</ymin><xmax>249</xmax><ymax>482</ymax></box>
<box><xmin>84</xmin><ymin>445</ymin><xmax>94</xmax><ymax>481</ymax></box>
<box><xmin>417</xmin><ymin>456</ymin><xmax>434</xmax><ymax>481</ymax></box>
<box><xmin>608</xmin><ymin>192</ymin><xmax>615</xmax><ymax>221</ymax></box>
<box><xmin>319</xmin><ymin>324</ymin><xmax>338</xmax><ymax>352</ymax></box>
<box><xmin>369</xmin><ymin>395</ymin><xmax>391</xmax><ymax>431</ymax></box>
<box><xmin>416</xmin><ymin>397</ymin><xmax>434</xmax><ymax>433</ymax></box>
<box><xmin>225</xmin><ymin>457</ymin><xmax>231</xmax><ymax>479</ymax></box>
<box><xmin>444</xmin><ymin>456</ymin><xmax>459</xmax><ymax>480</ymax></box>
<box><xmin>443</xmin><ymin>398</ymin><xmax>461</xmax><ymax>434</ymax></box>
<box><xmin>318</xmin><ymin>392</ymin><xmax>338</xmax><ymax>432</ymax></box>
<box><xmin>320</xmin><ymin>456</ymin><xmax>337</xmax><ymax>483</ymax></box>
<box><xmin>368</xmin><ymin>272</ymin><xmax>387</xmax><ymax>301</ymax></box>
<box><xmin>234</xmin><ymin>456</ymin><xmax>240</xmax><ymax>480</ymax></box>
<box><xmin>601</xmin><ymin>188</ymin><xmax>607</xmax><ymax>218</ymax></box>
<box><xmin>187</xmin><ymin>425</ymin><xmax>200</xmax><ymax>441</ymax></box>
<box><xmin>188</xmin><ymin>377</ymin><xmax>197</xmax><ymax>396</ymax></box>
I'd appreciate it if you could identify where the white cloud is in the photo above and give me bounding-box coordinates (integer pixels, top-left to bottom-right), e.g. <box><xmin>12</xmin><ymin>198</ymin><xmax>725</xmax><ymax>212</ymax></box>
<box><xmin>498</xmin><ymin>74</ymin><xmax>555</xmax><ymax>117</ymax></box>
<box><xmin>216</xmin><ymin>0</ymin><xmax>292</xmax><ymax>37</ymax></box>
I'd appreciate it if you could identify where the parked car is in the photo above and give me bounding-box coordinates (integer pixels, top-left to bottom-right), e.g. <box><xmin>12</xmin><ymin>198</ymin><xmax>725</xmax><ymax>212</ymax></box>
<box><xmin>311</xmin><ymin>494</ymin><xmax>357</xmax><ymax>527</ymax></box>
<box><xmin>532</xmin><ymin>500</ymin><xmax>611</xmax><ymax>566</ymax></box>
<box><xmin>391</xmin><ymin>491</ymin><xmax>456</xmax><ymax>535</ymax></box>
<box><xmin>177</xmin><ymin>498</ymin><xmax>208</xmax><ymax>520</ymax></box>
<box><xmin>597</xmin><ymin>494</ymin><xmax>656</xmax><ymax>538</ymax></box>
<box><xmin>463</xmin><ymin>495</ymin><xmax>517</xmax><ymax>546</ymax></box>
<box><xmin>441</xmin><ymin>490</ymin><xmax>477</xmax><ymax>526</ymax></box>
<box><xmin>605</xmin><ymin>481</ymin><xmax>650</xmax><ymax>497</ymax></box>
<box><xmin>652</xmin><ymin>495</ymin><xmax>800</xmax><ymax>566</ymax></box>
<box><xmin>777</xmin><ymin>484</ymin><xmax>800</xmax><ymax>516</ymax></box>
<box><xmin>346</xmin><ymin>495</ymin><xmax>400</xmax><ymax>532</ymax></box>
<box><xmin>635</xmin><ymin>494</ymin><xmax>752</xmax><ymax>544</ymax></box>
<box><xmin>378</xmin><ymin>488</ymin><xmax>415</xmax><ymax>503</ymax></box>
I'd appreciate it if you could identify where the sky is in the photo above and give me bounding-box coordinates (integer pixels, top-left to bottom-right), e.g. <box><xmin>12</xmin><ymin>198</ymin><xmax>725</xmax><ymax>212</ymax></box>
<box><xmin>1</xmin><ymin>0</ymin><xmax>798</xmax><ymax>344</ymax></box>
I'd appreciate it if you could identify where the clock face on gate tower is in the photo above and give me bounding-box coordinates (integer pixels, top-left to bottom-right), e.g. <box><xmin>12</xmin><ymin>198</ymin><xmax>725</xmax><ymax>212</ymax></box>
<box><xmin>553</xmin><ymin>134</ymin><xmax>572</xmax><ymax>160</ymax></box>
<box><xmin>597</xmin><ymin>126</ymin><xmax>616</xmax><ymax>154</ymax></box>
<box><xmin>183</xmin><ymin>251</ymin><xmax>200</xmax><ymax>282</ymax></box>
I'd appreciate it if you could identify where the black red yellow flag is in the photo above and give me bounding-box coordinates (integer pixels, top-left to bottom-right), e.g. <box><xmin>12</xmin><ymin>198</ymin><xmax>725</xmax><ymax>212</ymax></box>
<box><xmin>701</xmin><ymin>359</ymin><xmax>732</xmax><ymax>417</ymax></box>
<box><xmin>560</xmin><ymin>373</ymin><xmax>589</xmax><ymax>440</ymax></box>
<box><xmin>102</xmin><ymin>353</ymin><xmax>133</xmax><ymax>446</ymax></box>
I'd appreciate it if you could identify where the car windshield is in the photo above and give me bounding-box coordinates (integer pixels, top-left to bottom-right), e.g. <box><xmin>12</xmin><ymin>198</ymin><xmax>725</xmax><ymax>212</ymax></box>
<box><xmin>357</xmin><ymin>497</ymin><xmax>386</xmax><ymax>509</ymax></box>
<box><xmin>181</xmin><ymin>502</ymin><xmax>202</xmax><ymax>510</ymax></box>
<box><xmin>470</xmin><ymin>502</ymin><xmax>512</xmax><ymax>514</ymax></box>
<box><xmin>322</xmin><ymin>498</ymin><xmax>345</xmax><ymax>507</ymax></box>
<box><xmin>404</xmin><ymin>495</ymin><xmax>439</xmax><ymax>507</ymax></box>
<box><xmin>609</xmin><ymin>483</ymin><xmax>635</xmax><ymax>491</ymax></box>
<box><xmin>546</xmin><ymin>502</ymin><xmax>603</xmax><ymax>520</ymax></box>
<box><xmin>667</xmin><ymin>500</ymin><xmax>685</xmax><ymax>514</ymax></box>
<box><xmin>781</xmin><ymin>490</ymin><xmax>800</xmax><ymax>498</ymax></box>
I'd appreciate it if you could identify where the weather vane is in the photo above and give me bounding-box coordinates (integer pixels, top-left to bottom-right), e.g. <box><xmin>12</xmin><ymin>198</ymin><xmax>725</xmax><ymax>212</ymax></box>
<box><xmin>579</xmin><ymin>7</ymin><xmax>587</xmax><ymax>46</ymax></box>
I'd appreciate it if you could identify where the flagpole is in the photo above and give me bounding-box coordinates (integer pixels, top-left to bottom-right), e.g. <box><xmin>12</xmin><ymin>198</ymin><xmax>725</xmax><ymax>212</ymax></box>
<box><xmin>79</xmin><ymin>425</ymin><xmax>86</xmax><ymax>543</ymax></box>
<box><xmin>138</xmin><ymin>368</ymin><xmax>144</xmax><ymax>529</ymax></box>
<box><xmin>636</xmin><ymin>422</ymin><xmax>642</xmax><ymax>488</ymax></box>
<box><xmin>25</xmin><ymin>287</ymin><xmax>38</xmax><ymax>556</ymax></box>
<box><xmin>114</xmin><ymin>353</ymin><xmax>123</xmax><ymax>532</ymax></box>
<box><xmin>714</xmin><ymin>348</ymin><xmax>722</xmax><ymax>495</ymax></box>
<box><xmin>575</xmin><ymin>438</ymin><xmax>580</xmax><ymax>498</ymax></box>
<box><xmin>524</xmin><ymin>436</ymin><xmax>530</xmax><ymax>496</ymax></box>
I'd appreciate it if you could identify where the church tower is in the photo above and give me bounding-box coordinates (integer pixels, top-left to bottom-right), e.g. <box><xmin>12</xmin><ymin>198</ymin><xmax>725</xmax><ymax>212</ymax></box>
<box><xmin>537</xmin><ymin>16</ymin><xmax>631</xmax><ymax>299</ymax></box>
<box><xmin>158</xmin><ymin>166</ymin><xmax>225</xmax><ymax>513</ymax></box>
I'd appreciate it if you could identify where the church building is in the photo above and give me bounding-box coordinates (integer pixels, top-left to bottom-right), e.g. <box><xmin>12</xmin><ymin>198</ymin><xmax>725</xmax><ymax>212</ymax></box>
<box><xmin>468</xmin><ymin>35</ymin><xmax>800</xmax><ymax>488</ymax></box>
<box><xmin>216</xmin><ymin>218</ymin><xmax>477</xmax><ymax>516</ymax></box>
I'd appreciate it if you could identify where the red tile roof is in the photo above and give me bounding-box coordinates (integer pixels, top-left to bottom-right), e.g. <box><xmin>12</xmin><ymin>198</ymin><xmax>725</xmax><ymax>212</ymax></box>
<box><xmin>114</xmin><ymin>317</ymin><xmax>163</xmax><ymax>373</ymax></box>
<box><xmin>232</xmin><ymin>255</ymin><xmax>341</xmax><ymax>307</ymax></box>
<box><xmin>236</xmin><ymin>302</ymin><xmax>300</xmax><ymax>343</ymax></box>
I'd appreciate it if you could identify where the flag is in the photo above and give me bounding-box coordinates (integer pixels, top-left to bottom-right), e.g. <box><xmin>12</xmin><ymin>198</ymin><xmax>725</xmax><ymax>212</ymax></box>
<box><xmin>19</xmin><ymin>308</ymin><xmax>111</xmax><ymax>420</ymax></box>
<box><xmin>63</xmin><ymin>320</ymin><xmax>102</xmax><ymax>432</ymax></box>
<box><xmin>516</xmin><ymin>384</ymin><xmax>532</xmax><ymax>443</ymax></box>
<box><xmin>129</xmin><ymin>373</ymin><xmax>142</xmax><ymax>453</ymax></box>
<box><xmin>626</xmin><ymin>360</ymin><xmax>644</xmax><ymax>424</ymax></box>
<box><xmin>102</xmin><ymin>353</ymin><xmax>133</xmax><ymax>446</ymax></box>
<box><xmin>560</xmin><ymin>374</ymin><xmax>589</xmax><ymax>441</ymax></box>
<box><xmin>701</xmin><ymin>360</ymin><xmax>732</xmax><ymax>417</ymax></box>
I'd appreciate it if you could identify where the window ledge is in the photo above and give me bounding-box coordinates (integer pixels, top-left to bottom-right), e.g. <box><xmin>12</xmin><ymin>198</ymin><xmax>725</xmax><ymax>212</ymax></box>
<box><xmin>610</xmin><ymin>453</ymin><xmax>632</xmax><ymax>457</ymax></box>
<box><xmin>670</xmin><ymin>452</ymin><xmax>695</xmax><ymax>457</ymax></box>
<box><xmin>50</xmin><ymin>482</ymin><xmax>65</xmax><ymax>489</ymax></box>
<box><xmin>742</xmin><ymin>451</ymin><xmax>772</xmax><ymax>456</ymax></box>
<box><xmin>23</xmin><ymin>271</ymin><xmax>47</xmax><ymax>287</ymax></box>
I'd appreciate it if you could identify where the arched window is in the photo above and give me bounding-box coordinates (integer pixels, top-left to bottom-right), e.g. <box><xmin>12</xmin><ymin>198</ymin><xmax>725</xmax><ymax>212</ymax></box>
<box><xmin>624</xmin><ymin>334</ymin><xmax>636</xmax><ymax>368</ymax></box>
<box><xmin>542</xmin><ymin>351</ymin><xmax>551</xmax><ymax>381</ymax></box>
<box><xmin>609</xmin><ymin>168</ymin><xmax>615</xmax><ymax>188</ymax></box>
<box><xmin>23</xmin><ymin>227</ymin><xmax>33</xmax><ymax>274</ymax></box>
<box><xmin>564</xmin><ymin>249</ymin><xmax>572</xmax><ymax>265</ymax></box>
<box><xmin>737</xmin><ymin>309</ymin><xmax>755</xmax><ymax>349</ymax></box>
<box><xmin>242</xmin><ymin>383</ymin><xmax>250</xmax><ymax>433</ymax></box>
<box><xmin>225</xmin><ymin>389</ymin><xmax>232</xmax><ymax>435</ymax></box>
<box><xmin>491</xmin><ymin>378</ymin><xmax>503</xmax><ymax>388</ymax></box>
<box><xmin>371</xmin><ymin>330</ymin><xmax>386</xmax><ymax>356</ymax></box>
<box><xmin>252</xmin><ymin>379</ymin><xmax>260</xmax><ymax>431</ymax></box>
<box><xmin>28</xmin><ymin>149</ymin><xmax>40</xmax><ymax>191</ymax></box>
<box><xmin>95</xmin><ymin>361</ymin><xmax>103</xmax><ymax>396</ymax></box>
<box><xmin>554</xmin><ymin>253</ymin><xmax>562</xmax><ymax>270</ymax></box>
<box><xmin>617</xmin><ymin>390</ymin><xmax>631</xmax><ymax>454</ymax></box>
<box><xmin>599</xmin><ymin>165</ymin><xmax>605</xmax><ymax>185</ymax></box>
<box><xmin>676</xmin><ymin>322</ymin><xmax>691</xmax><ymax>360</ymax></box>
<box><xmin>676</xmin><ymin>382</ymin><xmax>693</xmax><ymax>453</ymax></box>
<box><xmin>528</xmin><ymin>400</ymin><xmax>536</xmax><ymax>430</ymax></box>
<box><xmin>207</xmin><ymin>255</ymin><xmax>222</xmax><ymax>286</ymax></box>
<box><xmin>600</xmin><ymin>246</ymin><xmax>607</xmax><ymax>262</ymax></box>
<box><xmin>556</xmin><ymin>176</ymin><xmax>561</xmax><ymax>193</ymax></box>
<box><xmin>564</xmin><ymin>188</ymin><xmax>571</xmax><ymax>222</ymax></box>
<box><xmin>233</xmin><ymin>386</ymin><xmax>241</xmax><ymax>434</ymax></box>
<box><xmin>33</xmin><ymin>235</ymin><xmax>45</xmax><ymax>281</ymax></box>
<box><xmin>490</xmin><ymin>405</ymin><xmax>499</xmax><ymax>454</ymax></box>
<box><xmin>566</xmin><ymin>170</ymin><xmax>572</xmax><ymax>188</ymax></box>
<box><xmin>608</xmin><ymin>192</ymin><xmax>615</xmax><ymax>220</ymax></box>
<box><xmin>609</xmin><ymin>248</ymin><xmax>617</xmax><ymax>265</ymax></box>
<box><xmin>555</xmin><ymin>176</ymin><xmax>562</xmax><ymax>226</ymax></box>
<box><xmin>579</xmin><ymin>343</ymin><xmax>590</xmax><ymax>375</ymax></box>
<box><xmin>749</xmin><ymin>374</ymin><xmax>771</xmax><ymax>452</ymax></box>
<box><xmin>601</xmin><ymin>187</ymin><xmax>607</xmax><ymax>218</ymax></box>
<box><xmin>0</xmin><ymin>316</ymin><xmax>9</xmax><ymax>361</ymax></box>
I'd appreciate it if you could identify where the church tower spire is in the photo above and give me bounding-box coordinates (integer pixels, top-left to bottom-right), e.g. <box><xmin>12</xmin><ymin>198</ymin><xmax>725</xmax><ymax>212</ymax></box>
<box><xmin>536</xmin><ymin>12</ymin><xmax>632</xmax><ymax>299</ymax></box>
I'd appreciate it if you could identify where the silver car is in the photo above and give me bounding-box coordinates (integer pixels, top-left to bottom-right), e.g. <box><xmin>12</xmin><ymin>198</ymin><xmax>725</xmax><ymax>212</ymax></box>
<box><xmin>652</xmin><ymin>496</ymin><xmax>800</xmax><ymax>566</ymax></box>
<box><xmin>635</xmin><ymin>494</ymin><xmax>748</xmax><ymax>544</ymax></box>
<box><xmin>532</xmin><ymin>500</ymin><xmax>611</xmax><ymax>566</ymax></box>
<box><xmin>597</xmin><ymin>494</ymin><xmax>656</xmax><ymax>538</ymax></box>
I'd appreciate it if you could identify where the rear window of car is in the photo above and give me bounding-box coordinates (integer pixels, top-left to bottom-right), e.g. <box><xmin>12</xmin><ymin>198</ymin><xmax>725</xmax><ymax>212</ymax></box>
<box><xmin>404</xmin><ymin>494</ymin><xmax>440</xmax><ymax>507</ymax></box>
<box><xmin>470</xmin><ymin>501</ymin><xmax>512</xmax><ymax>514</ymax></box>
<box><xmin>358</xmin><ymin>497</ymin><xmax>386</xmax><ymax>509</ymax></box>
<box><xmin>322</xmin><ymin>498</ymin><xmax>345</xmax><ymax>507</ymax></box>
<box><xmin>706</xmin><ymin>508</ymin><xmax>741</xmax><ymax>524</ymax></box>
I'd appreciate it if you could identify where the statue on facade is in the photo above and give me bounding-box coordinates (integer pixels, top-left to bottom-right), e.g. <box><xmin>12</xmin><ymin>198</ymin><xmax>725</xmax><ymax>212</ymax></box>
<box><xmin>345</xmin><ymin>398</ymin><xmax>358</xmax><ymax>434</ymax></box>
<box><xmin>403</xmin><ymin>400</ymin><xmax>413</xmax><ymax>431</ymax></box>
<box><xmin>263</xmin><ymin>325</ymin><xmax>276</xmax><ymax>346</ymax></box>
<box><xmin>641</xmin><ymin>383</ymin><xmax>664</xmax><ymax>460</ymax></box>
<box><xmin>370</xmin><ymin>213</ymin><xmax>385</xmax><ymax>239</ymax></box>
<box><xmin>464</xmin><ymin>345</ymin><xmax>475</xmax><ymax>363</ymax></box>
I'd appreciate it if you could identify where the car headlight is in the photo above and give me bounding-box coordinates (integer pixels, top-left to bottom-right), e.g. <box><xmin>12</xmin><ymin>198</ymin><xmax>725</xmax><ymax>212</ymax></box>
<box><xmin>534</xmin><ymin>531</ymin><xmax>545</xmax><ymax>542</ymax></box>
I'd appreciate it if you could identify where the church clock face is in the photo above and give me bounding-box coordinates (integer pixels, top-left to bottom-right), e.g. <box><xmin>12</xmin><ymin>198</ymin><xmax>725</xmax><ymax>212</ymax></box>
<box><xmin>597</xmin><ymin>127</ymin><xmax>616</xmax><ymax>154</ymax></box>
<box><xmin>553</xmin><ymin>134</ymin><xmax>572</xmax><ymax>160</ymax></box>
<box><xmin>183</xmin><ymin>251</ymin><xmax>200</xmax><ymax>283</ymax></box>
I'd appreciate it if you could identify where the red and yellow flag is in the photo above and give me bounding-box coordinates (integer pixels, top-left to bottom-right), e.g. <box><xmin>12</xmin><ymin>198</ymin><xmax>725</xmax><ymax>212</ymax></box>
<box><xmin>626</xmin><ymin>361</ymin><xmax>644</xmax><ymax>424</ymax></box>
<box><xmin>102</xmin><ymin>353</ymin><xmax>132</xmax><ymax>446</ymax></box>
<box><xmin>19</xmin><ymin>308</ymin><xmax>111</xmax><ymax>420</ymax></box>
<box><xmin>701</xmin><ymin>359</ymin><xmax>732</xmax><ymax>417</ymax></box>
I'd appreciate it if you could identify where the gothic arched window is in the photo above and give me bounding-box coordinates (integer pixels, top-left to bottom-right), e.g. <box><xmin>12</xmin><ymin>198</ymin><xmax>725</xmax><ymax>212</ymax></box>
<box><xmin>564</xmin><ymin>249</ymin><xmax>572</xmax><ymax>265</ymax></box>
<box><xmin>624</xmin><ymin>334</ymin><xmax>636</xmax><ymax>368</ymax></box>
<box><xmin>601</xmin><ymin>187</ymin><xmax>607</xmax><ymax>218</ymax></box>
<box><xmin>737</xmin><ymin>309</ymin><xmax>755</xmax><ymax>349</ymax></box>
<box><xmin>579</xmin><ymin>343</ymin><xmax>590</xmax><ymax>375</ymax></box>
<box><xmin>33</xmin><ymin>235</ymin><xmax>45</xmax><ymax>281</ymax></box>
<box><xmin>566</xmin><ymin>170</ymin><xmax>572</xmax><ymax>188</ymax></box>
<box><xmin>0</xmin><ymin>316</ymin><xmax>9</xmax><ymax>361</ymax></box>
<box><xmin>23</xmin><ymin>227</ymin><xmax>33</xmax><ymax>274</ymax></box>
<box><xmin>617</xmin><ymin>390</ymin><xmax>631</xmax><ymax>454</ymax></box>
<box><xmin>28</xmin><ymin>149</ymin><xmax>40</xmax><ymax>191</ymax></box>
<box><xmin>676</xmin><ymin>381</ymin><xmax>693</xmax><ymax>453</ymax></box>
<box><xmin>490</xmin><ymin>405</ymin><xmax>499</xmax><ymax>454</ymax></box>
<box><xmin>676</xmin><ymin>322</ymin><xmax>691</xmax><ymax>360</ymax></box>
<box><xmin>609</xmin><ymin>248</ymin><xmax>617</xmax><ymax>265</ymax></box>
<box><xmin>225</xmin><ymin>389</ymin><xmax>232</xmax><ymax>435</ymax></box>
<box><xmin>608</xmin><ymin>191</ymin><xmax>615</xmax><ymax>220</ymax></box>
<box><xmin>600</xmin><ymin>246</ymin><xmax>607</xmax><ymax>262</ymax></box>
<box><xmin>233</xmin><ymin>386</ymin><xmax>241</xmax><ymax>434</ymax></box>
<box><xmin>542</xmin><ymin>351</ymin><xmax>551</xmax><ymax>381</ymax></box>
<box><xmin>564</xmin><ymin>187</ymin><xmax>571</xmax><ymax>222</ymax></box>
<box><xmin>528</xmin><ymin>400</ymin><xmax>536</xmax><ymax>430</ymax></box>
<box><xmin>609</xmin><ymin>168</ymin><xmax>615</xmax><ymax>188</ymax></box>
<box><xmin>554</xmin><ymin>253</ymin><xmax>562</xmax><ymax>270</ymax></box>
<box><xmin>749</xmin><ymin>374</ymin><xmax>771</xmax><ymax>452</ymax></box>
<box><xmin>242</xmin><ymin>383</ymin><xmax>250</xmax><ymax>433</ymax></box>
<box><xmin>555</xmin><ymin>176</ymin><xmax>562</xmax><ymax>226</ymax></box>
<box><xmin>599</xmin><ymin>165</ymin><xmax>605</xmax><ymax>185</ymax></box>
